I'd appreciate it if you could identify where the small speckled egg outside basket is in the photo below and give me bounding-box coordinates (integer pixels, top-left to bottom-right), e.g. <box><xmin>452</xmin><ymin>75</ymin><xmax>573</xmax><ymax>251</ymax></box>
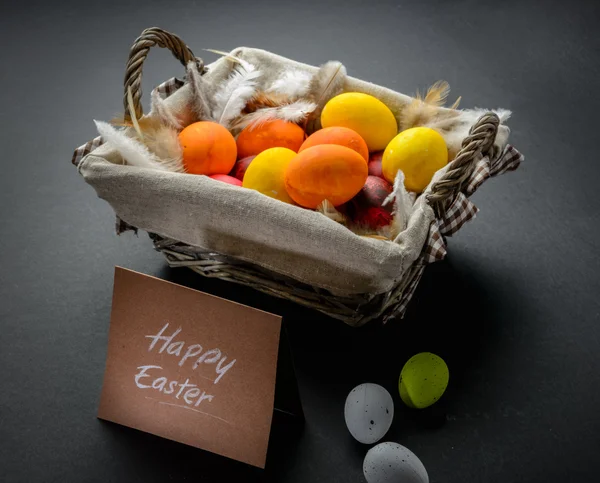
<box><xmin>72</xmin><ymin>28</ymin><xmax>523</xmax><ymax>326</ymax></box>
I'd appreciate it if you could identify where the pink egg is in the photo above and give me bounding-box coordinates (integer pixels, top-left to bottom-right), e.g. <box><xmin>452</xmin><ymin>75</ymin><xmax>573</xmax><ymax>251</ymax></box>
<box><xmin>209</xmin><ymin>174</ymin><xmax>243</xmax><ymax>186</ymax></box>
<box><xmin>368</xmin><ymin>151</ymin><xmax>384</xmax><ymax>178</ymax></box>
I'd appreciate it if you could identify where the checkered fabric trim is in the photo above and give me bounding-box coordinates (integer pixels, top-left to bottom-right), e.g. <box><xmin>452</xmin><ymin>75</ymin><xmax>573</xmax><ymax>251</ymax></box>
<box><xmin>417</xmin><ymin>192</ymin><xmax>479</xmax><ymax>265</ymax></box>
<box><xmin>71</xmin><ymin>135</ymin><xmax>103</xmax><ymax>167</ymax></box>
<box><xmin>420</xmin><ymin>222</ymin><xmax>447</xmax><ymax>264</ymax></box>
<box><xmin>439</xmin><ymin>192</ymin><xmax>479</xmax><ymax>236</ymax></box>
<box><xmin>155</xmin><ymin>77</ymin><xmax>184</xmax><ymax>99</ymax></box>
<box><xmin>395</xmin><ymin>144</ymin><xmax>523</xmax><ymax>317</ymax></box>
<box><xmin>422</xmin><ymin>144</ymin><xmax>523</xmax><ymax>263</ymax></box>
<box><xmin>466</xmin><ymin>144</ymin><xmax>524</xmax><ymax>195</ymax></box>
<box><xmin>71</xmin><ymin>77</ymin><xmax>185</xmax><ymax>167</ymax></box>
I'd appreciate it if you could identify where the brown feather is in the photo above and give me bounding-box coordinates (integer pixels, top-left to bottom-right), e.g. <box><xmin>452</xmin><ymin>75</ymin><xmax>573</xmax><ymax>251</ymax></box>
<box><xmin>400</xmin><ymin>80</ymin><xmax>461</xmax><ymax>131</ymax></box>
<box><xmin>243</xmin><ymin>92</ymin><xmax>289</xmax><ymax>113</ymax></box>
<box><xmin>231</xmin><ymin>100</ymin><xmax>316</xmax><ymax>131</ymax></box>
<box><xmin>109</xmin><ymin>116</ymin><xmax>162</xmax><ymax>132</ymax></box>
<box><xmin>230</xmin><ymin>91</ymin><xmax>313</xmax><ymax>131</ymax></box>
<box><xmin>449</xmin><ymin>96</ymin><xmax>462</xmax><ymax>110</ymax></box>
<box><xmin>420</xmin><ymin>80</ymin><xmax>450</xmax><ymax>106</ymax></box>
<box><xmin>108</xmin><ymin>115</ymin><xmax>184</xmax><ymax>172</ymax></box>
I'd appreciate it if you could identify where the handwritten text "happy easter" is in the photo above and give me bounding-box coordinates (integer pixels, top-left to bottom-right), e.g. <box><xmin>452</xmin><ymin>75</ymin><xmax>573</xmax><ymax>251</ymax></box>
<box><xmin>134</xmin><ymin>323</ymin><xmax>236</xmax><ymax>408</ymax></box>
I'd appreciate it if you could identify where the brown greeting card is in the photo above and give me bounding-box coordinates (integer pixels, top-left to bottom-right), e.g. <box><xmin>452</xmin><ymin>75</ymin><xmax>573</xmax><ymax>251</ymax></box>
<box><xmin>98</xmin><ymin>267</ymin><xmax>283</xmax><ymax>468</ymax></box>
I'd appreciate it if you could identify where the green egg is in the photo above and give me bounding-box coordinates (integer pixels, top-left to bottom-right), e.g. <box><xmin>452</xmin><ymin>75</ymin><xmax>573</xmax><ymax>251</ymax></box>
<box><xmin>399</xmin><ymin>352</ymin><xmax>449</xmax><ymax>409</ymax></box>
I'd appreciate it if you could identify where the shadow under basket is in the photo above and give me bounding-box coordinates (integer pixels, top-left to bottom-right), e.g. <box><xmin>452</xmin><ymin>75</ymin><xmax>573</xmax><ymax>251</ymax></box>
<box><xmin>73</xmin><ymin>27</ymin><xmax>524</xmax><ymax>327</ymax></box>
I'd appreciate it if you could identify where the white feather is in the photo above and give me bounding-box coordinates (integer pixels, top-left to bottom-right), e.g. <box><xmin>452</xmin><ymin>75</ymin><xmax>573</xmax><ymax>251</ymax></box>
<box><xmin>267</xmin><ymin>69</ymin><xmax>312</xmax><ymax>98</ymax></box>
<box><xmin>94</xmin><ymin>120</ymin><xmax>171</xmax><ymax>171</ymax></box>
<box><xmin>212</xmin><ymin>63</ymin><xmax>261</xmax><ymax>128</ymax></box>
<box><xmin>233</xmin><ymin>100</ymin><xmax>317</xmax><ymax>130</ymax></box>
<box><xmin>383</xmin><ymin>170</ymin><xmax>415</xmax><ymax>233</ymax></box>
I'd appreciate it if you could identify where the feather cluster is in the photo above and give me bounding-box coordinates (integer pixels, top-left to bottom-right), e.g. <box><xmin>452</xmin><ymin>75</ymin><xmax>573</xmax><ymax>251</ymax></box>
<box><xmin>400</xmin><ymin>80</ymin><xmax>461</xmax><ymax>132</ymax></box>
<box><xmin>232</xmin><ymin>98</ymin><xmax>317</xmax><ymax>131</ymax></box>
<box><xmin>97</xmin><ymin>86</ymin><xmax>185</xmax><ymax>172</ymax></box>
<box><xmin>267</xmin><ymin>69</ymin><xmax>312</xmax><ymax>98</ymax></box>
<box><xmin>304</xmin><ymin>61</ymin><xmax>347</xmax><ymax>133</ymax></box>
<box><xmin>228</xmin><ymin>60</ymin><xmax>347</xmax><ymax>134</ymax></box>
<box><xmin>211</xmin><ymin>61</ymin><xmax>261</xmax><ymax>129</ymax></box>
<box><xmin>97</xmin><ymin>52</ymin><xmax>350</xmax><ymax>172</ymax></box>
<box><xmin>399</xmin><ymin>80</ymin><xmax>513</xmax><ymax>159</ymax></box>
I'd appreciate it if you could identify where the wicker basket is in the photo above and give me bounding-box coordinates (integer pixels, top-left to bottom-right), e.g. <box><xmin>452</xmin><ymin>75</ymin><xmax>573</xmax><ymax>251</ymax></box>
<box><xmin>73</xmin><ymin>28</ymin><xmax>523</xmax><ymax>327</ymax></box>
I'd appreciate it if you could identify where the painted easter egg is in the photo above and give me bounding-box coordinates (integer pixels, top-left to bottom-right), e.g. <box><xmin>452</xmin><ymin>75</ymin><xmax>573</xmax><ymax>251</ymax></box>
<box><xmin>344</xmin><ymin>383</ymin><xmax>394</xmax><ymax>444</ymax></box>
<box><xmin>242</xmin><ymin>147</ymin><xmax>296</xmax><ymax>203</ymax></box>
<box><xmin>229</xmin><ymin>155</ymin><xmax>255</xmax><ymax>181</ymax></box>
<box><xmin>368</xmin><ymin>151</ymin><xmax>384</xmax><ymax>177</ymax></box>
<box><xmin>179</xmin><ymin>121</ymin><xmax>237</xmax><ymax>175</ymax></box>
<box><xmin>348</xmin><ymin>176</ymin><xmax>393</xmax><ymax>229</ymax></box>
<box><xmin>399</xmin><ymin>352</ymin><xmax>449</xmax><ymax>409</ymax></box>
<box><xmin>382</xmin><ymin>127</ymin><xmax>448</xmax><ymax>193</ymax></box>
<box><xmin>284</xmin><ymin>144</ymin><xmax>368</xmax><ymax>208</ymax></box>
<box><xmin>363</xmin><ymin>442</ymin><xmax>429</xmax><ymax>483</ymax></box>
<box><xmin>299</xmin><ymin>126</ymin><xmax>369</xmax><ymax>162</ymax></box>
<box><xmin>236</xmin><ymin>119</ymin><xmax>305</xmax><ymax>158</ymax></box>
<box><xmin>209</xmin><ymin>174</ymin><xmax>242</xmax><ymax>186</ymax></box>
<box><xmin>321</xmin><ymin>93</ymin><xmax>397</xmax><ymax>152</ymax></box>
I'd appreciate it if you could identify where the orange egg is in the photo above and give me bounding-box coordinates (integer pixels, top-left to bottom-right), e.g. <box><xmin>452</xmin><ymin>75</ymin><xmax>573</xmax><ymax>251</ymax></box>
<box><xmin>179</xmin><ymin>121</ymin><xmax>237</xmax><ymax>175</ymax></box>
<box><xmin>299</xmin><ymin>127</ymin><xmax>369</xmax><ymax>162</ymax></box>
<box><xmin>284</xmin><ymin>145</ymin><xmax>368</xmax><ymax>208</ymax></box>
<box><xmin>236</xmin><ymin>120</ymin><xmax>305</xmax><ymax>158</ymax></box>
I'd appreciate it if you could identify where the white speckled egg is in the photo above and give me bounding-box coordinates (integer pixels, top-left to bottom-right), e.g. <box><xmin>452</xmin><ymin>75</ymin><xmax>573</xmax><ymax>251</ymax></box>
<box><xmin>344</xmin><ymin>383</ymin><xmax>394</xmax><ymax>444</ymax></box>
<box><xmin>363</xmin><ymin>442</ymin><xmax>429</xmax><ymax>483</ymax></box>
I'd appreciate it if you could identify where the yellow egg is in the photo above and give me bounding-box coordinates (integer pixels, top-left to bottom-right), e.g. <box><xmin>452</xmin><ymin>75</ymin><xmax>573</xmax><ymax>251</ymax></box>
<box><xmin>382</xmin><ymin>127</ymin><xmax>448</xmax><ymax>192</ymax></box>
<box><xmin>242</xmin><ymin>147</ymin><xmax>296</xmax><ymax>203</ymax></box>
<box><xmin>399</xmin><ymin>352</ymin><xmax>449</xmax><ymax>409</ymax></box>
<box><xmin>321</xmin><ymin>93</ymin><xmax>397</xmax><ymax>152</ymax></box>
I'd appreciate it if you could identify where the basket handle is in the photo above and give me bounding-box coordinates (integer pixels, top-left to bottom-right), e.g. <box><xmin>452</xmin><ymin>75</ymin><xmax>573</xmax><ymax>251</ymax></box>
<box><xmin>427</xmin><ymin>112</ymin><xmax>500</xmax><ymax>218</ymax></box>
<box><xmin>123</xmin><ymin>27</ymin><xmax>205</xmax><ymax>120</ymax></box>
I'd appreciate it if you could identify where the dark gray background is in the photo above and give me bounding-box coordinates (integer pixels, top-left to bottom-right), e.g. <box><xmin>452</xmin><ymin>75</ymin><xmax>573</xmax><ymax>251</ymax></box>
<box><xmin>1</xmin><ymin>0</ymin><xmax>599</xmax><ymax>481</ymax></box>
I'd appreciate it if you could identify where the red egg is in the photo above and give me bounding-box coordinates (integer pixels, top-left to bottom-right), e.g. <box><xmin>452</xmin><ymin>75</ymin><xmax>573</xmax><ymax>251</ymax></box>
<box><xmin>368</xmin><ymin>151</ymin><xmax>384</xmax><ymax>178</ymax></box>
<box><xmin>209</xmin><ymin>174</ymin><xmax>243</xmax><ymax>186</ymax></box>
<box><xmin>348</xmin><ymin>176</ymin><xmax>393</xmax><ymax>229</ymax></box>
<box><xmin>229</xmin><ymin>156</ymin><xmax>256</xmax><ymax>181</ymax></box>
